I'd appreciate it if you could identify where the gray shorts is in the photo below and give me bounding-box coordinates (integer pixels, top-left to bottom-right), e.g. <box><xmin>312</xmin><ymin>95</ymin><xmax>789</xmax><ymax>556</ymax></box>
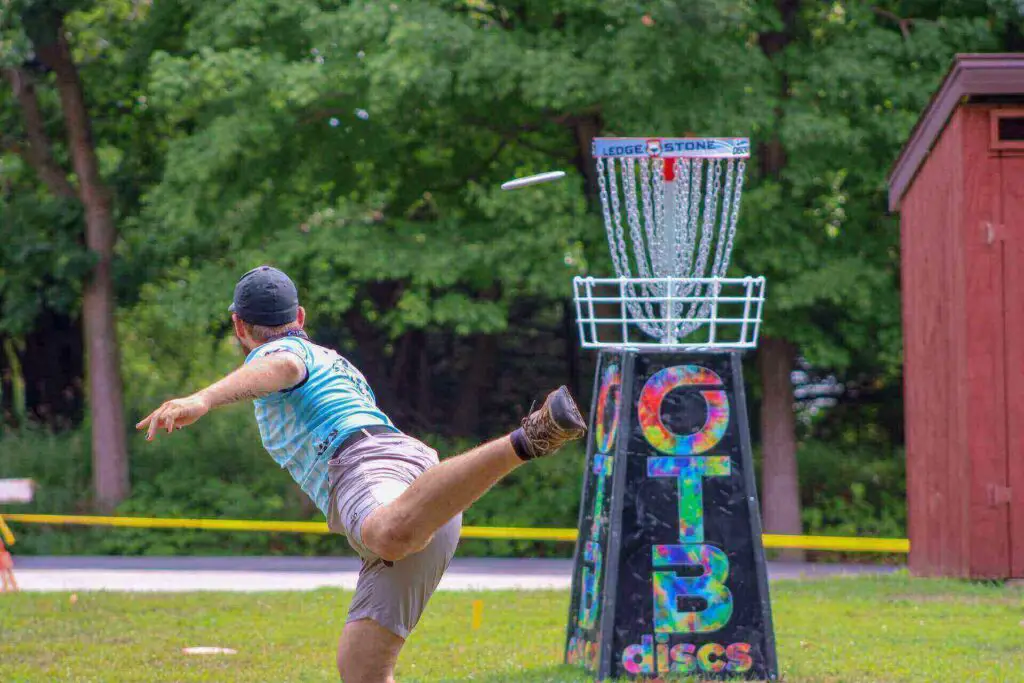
<box><xmin>326</xmin><ymin>430</ymin><xmax>461</xmax><ymax>638</ymax></box>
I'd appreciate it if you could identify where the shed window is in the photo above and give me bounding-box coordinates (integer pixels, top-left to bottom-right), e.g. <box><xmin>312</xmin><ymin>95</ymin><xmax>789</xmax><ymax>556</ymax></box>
<box><xmin>998</xmin><ymin>116</ymin><xmax>1024</xmax><ymax>140</ymax></box>
<box><xmin>990</xmin><ymin>109</ymin><xmax>1024</xmax><ymax>150</ymax></box>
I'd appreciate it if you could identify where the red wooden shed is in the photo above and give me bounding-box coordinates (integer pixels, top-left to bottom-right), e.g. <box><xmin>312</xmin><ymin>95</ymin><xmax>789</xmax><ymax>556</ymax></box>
<box><xmin>889</xmin><ymin>54</ymin><xmax>1024</xmax><ymax>579</ymax></box>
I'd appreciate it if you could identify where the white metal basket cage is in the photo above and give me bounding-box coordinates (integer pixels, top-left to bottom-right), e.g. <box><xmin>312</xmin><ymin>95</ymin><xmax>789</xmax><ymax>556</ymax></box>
<box><xmin>573</xmin><ymin>276</ymin><xmax>765</xmax><ymax>350</ymax></box>
<box><xmin>576</xmin><ymin>137</ymin><xmax>766</xmax><ymax>350</ymax></box>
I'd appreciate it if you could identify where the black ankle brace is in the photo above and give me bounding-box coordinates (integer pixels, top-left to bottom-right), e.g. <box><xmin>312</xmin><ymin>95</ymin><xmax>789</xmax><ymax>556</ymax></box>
<box><xmin>510</xmin><ymin>427</ymin><xmax>534</xmax><ymax>461</ymax></box>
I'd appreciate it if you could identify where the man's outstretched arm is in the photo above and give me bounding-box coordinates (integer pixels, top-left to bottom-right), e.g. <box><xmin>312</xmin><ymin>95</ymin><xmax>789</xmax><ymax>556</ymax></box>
<box><xmin>136</xmin><ymin>352</ymin><xmax>307</xmax><ymax>441</ymax></box>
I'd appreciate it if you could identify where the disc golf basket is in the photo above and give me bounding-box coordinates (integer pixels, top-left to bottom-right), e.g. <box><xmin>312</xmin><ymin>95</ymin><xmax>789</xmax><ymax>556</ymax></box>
<box><xmin>563</xmin><ymin>137</ymin><xmax>778</xmax><ymax>680</ymax></box>
<box><xmin>573</xmin><ymin>137</ymin><xmax>765</xmax><ymax>350</ymax></box>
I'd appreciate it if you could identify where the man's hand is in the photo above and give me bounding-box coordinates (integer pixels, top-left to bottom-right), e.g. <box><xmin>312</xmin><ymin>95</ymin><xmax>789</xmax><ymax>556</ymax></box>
<box><xmin>136</xmin><ymin>395</ymin><xmax>211</xmax><ymax>441</ymax></box>
<box><xmin>135</xmin><ymin>353</ymin><xmax>307</xmax><ymax>442</ymax></box>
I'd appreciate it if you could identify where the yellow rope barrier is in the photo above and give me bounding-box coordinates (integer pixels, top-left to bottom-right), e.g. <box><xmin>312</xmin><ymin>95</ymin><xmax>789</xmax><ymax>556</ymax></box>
<box><xmin>2</xmin><ymin>513</ymin><xmax>909</xmax><ymax>552</ymax></box>
<box><xmin>0</xmin><ymin>515</ymin><xmax>14</xmax><ymax>546</ymax></box>
<box><xmin>762</xmin><ymin>532</ymin><xmax>908</xmax><ymax>554</ymax></box>
<box><xmin>6</xmin><ymin>513</ymin><xmax>330</xmax><ymax>534</ymax></box>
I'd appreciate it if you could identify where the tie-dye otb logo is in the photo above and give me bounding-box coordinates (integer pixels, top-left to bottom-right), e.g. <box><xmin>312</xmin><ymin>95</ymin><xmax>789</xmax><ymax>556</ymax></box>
<box><xmin>638</xmin><ymin>366</ymin><xmax>729</xmax><ymax>455</ymax></box>
<box><xmin>594</xmin><ymin>364</ymin><xmax>622</xmax><ymax>453</ymax></box>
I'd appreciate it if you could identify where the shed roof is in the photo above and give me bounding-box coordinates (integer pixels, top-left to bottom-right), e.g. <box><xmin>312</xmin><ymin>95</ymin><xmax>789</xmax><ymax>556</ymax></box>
<box><xmin>888</xmin><ymin>54</ymin><xmax>1024</xmax><ymax>212</ymax></box>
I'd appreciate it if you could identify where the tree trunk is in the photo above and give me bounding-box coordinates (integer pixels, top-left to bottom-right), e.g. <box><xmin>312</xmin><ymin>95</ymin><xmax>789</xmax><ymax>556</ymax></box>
<box><xmin>758</xmin><ymin>337</ymin><xmax>803</xmax><ymax>560</ymax></box>
<box><xmin>2</xmin><ymin>67</ymin><xmax>77</xmax><ymax>199</ymax></box>
<box><xmin>452</xmin><ymin>334</ymin><xmax>497</xmax><ymax>437</ymax></box>
<box><xmin>37</xmin><ymin>30</ymin><xmax>129</xmax><ymax>510</ymax></box>
<box><xmin>755</xmin><ymin>0</ymin><xmax>802</xmax><ymax>559</ymax></box>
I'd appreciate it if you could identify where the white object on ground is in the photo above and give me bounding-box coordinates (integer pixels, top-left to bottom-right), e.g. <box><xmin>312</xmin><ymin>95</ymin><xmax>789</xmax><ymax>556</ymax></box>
<box><xmin>501</xmin><ymin>171</ymin><xmax>566</xmax><ymax>190</ymax></box>
<box><xmin>182</xmin><ymin>647</ymin><xmax>238</xmax><ymax>655</ymax></box>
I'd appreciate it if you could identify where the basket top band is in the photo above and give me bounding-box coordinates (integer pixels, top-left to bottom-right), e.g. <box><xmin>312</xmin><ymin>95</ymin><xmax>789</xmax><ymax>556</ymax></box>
<box><xmin>592</xmin><ymin>137</ymin><xmax>749</xmax><ymax>159</ymax></box>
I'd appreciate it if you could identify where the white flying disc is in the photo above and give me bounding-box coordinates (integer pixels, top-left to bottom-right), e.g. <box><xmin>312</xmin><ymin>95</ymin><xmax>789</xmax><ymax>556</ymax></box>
<box><xmin>182</xmin><ymin>647</ymin><xmax>238</xmax><ymax>655</ymax></box>
<box><xmin>501</xmin><ymin>170</ymin><xmax>566</xmax><ymax>190</ymax></box>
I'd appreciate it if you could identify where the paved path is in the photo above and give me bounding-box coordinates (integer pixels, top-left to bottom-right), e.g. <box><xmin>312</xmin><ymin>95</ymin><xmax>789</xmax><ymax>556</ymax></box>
<box><xmin>11</xmin><ymin>556</ymin><xmax>899</xmax><ymax>593</ymax></box>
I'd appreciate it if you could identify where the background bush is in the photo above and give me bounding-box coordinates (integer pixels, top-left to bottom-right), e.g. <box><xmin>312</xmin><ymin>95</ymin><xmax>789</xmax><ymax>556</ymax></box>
<box><xmin>0</xmin><ymin>412</ymin><xmax>587</xmax><ymax>558</ymax></box>
<box><xmin>0</xmin><ymin>414</ymin><xmax>902</xmax><ymax>559</ymax></box>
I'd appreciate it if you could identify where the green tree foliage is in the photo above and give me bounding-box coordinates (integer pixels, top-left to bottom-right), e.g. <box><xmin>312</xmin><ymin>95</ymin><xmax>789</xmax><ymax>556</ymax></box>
<box><xmin>740</xmin><ymin>1</ymin><xmax>1007</xmax><ymax>374</ymax></box>
<box><xmin>128</xmin><ymin>0</ymin><xmax>1014</xmax><ymax>409</ymax></box>
<box><xmin>1</xmin><ymin>0</ymin><xmax>1020</xmax><ymax>541</ymax></box>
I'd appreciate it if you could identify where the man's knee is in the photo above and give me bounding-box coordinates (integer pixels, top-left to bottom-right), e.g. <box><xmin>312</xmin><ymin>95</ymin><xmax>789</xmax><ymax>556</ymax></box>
<box><xmin>361</xmin><ymin>506</ymin><xmax>429</xmax><ymax>562</ymax></box>
<box><xmin>337</xmin><ymin>619</ymin><xmax>402</xmax><ymax>683</ymax></box>
<box><xmin>339</xmin><ymin>653</ymin><xmax>393</xmax><ymax>683</ymax></box>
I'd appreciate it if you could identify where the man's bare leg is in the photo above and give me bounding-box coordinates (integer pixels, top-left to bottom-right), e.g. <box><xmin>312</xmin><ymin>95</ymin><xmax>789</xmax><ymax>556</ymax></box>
<box><xmin>362</xmin><ymin>436</ymin><xmax>519</xmax><ymax>560</ymax></box>
<box><xmin>361</xmin><ymin>386</ymin><xmax>585</xmax><ymax>562</ymax></box>
<box><xmin>337</xmin><ymin>618</ymin><xmax>403</xmax><ymax>683</ymax></box>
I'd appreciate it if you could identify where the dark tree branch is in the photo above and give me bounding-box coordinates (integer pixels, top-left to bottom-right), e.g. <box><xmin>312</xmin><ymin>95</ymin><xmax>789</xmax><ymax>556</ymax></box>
<box><xmin>2</xmin><ymin>67</ymin><xmax>77</xmax><ymax>200</ymax></box>
<box><xmin>872</xmin><ymin>6</ymin><xmax>919</xmax><ymax>40</ymax></box>
<box><xmin>35</xmin><ymin>35</ymin><xmax>113</xmax><ymax>224</ymax></box>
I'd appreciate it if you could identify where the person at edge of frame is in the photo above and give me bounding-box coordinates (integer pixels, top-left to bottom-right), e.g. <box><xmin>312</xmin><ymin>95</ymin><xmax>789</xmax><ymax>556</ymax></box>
<box><xmin>136</xmin><ymin>265</ymin><xmax>587</xmax><ymax>683</ymax></box>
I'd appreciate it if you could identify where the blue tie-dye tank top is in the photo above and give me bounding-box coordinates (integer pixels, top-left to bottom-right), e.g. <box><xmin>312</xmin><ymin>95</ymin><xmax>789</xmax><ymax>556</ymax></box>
<box><xmin>244</xmin><ymin>335</ymin><xmax>394</xmax><ymax>514</ymax></box>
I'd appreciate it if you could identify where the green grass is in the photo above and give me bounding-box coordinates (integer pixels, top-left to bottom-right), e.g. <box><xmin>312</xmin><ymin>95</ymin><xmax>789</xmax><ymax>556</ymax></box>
<box><xmin>1</xmin><ymin>574</ymin><xmax>1023</xmax><ymax>682</ymax></box>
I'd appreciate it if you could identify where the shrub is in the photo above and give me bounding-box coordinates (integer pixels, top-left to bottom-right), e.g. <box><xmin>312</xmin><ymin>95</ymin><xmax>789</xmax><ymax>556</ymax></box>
<box><xmin>1</xmin><ymin>415</ymin><xmax>902</xmax><ymax>559</ymax></box>
<box><xmin>795</xmin><ymin>439</ymin><xmax>906</xmax><ymax>539</ymax></box>
<box><xmin>0</xmin><ymin>417</ymin><xmax>585</xmax><ymax>558</ymax></box>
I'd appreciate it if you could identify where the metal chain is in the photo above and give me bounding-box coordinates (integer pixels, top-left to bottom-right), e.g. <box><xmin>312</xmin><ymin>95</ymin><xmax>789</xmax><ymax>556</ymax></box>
<box><xmin>679</xmin><ymin>160</ymin><xmax>721</xmax><ymax>337</ymax></box>
<box><xmin>610</xmin><ymin>160</ymin><xmax>651</xmax><ymax>331</ymax></box>
<box><xmin>674</xmin><ymin>158</ymin><xmax>703</xmax><ymax>339</ymax></box>
<box><xmin>690</xmin><ymin>159</ymin><xmax>739</xmax><ymax>339</ymax></box>
<box><xmin>649</xmin><ymin>159</ymin><xmax>670</xmax><ymax>339</ymax></box>
<box><xmin>596</xmin><ymin>158</ymin><xmax>617</xmax><ymax>275</ymax></box>
<box><xmin>599</xmin><ymin>158</ymin><xmax>651</xmax><ymax>339</ymax></box>
<box><xmin>598</xmin><ymin>158</ymin><xmax>627</xmax><ymax>280</ymax></box>
<box><xmin>710</xmin><ymin>159</ymin><xmax>735</xmax><ymax>279</ymax></box>
<box><xmin>611</xmin><ymin>159</ymin><xmax>649</xmax><ymax>328</ymax></box>
<box><xmin>592</xmin><ymin>151</ymin><xmax>747</xmax><ymax>343</ymax></box>
<box><xmin>666</xmin><ymin>158</ymin><xmax>687</xmax><ymax>333</ymax></box>
<box><xmin>683</xmin><ymin>159</ymin><xmax>703</xmax><ymax>285</ymax></box>
<box><xmin>634</xmin><ymin>163</ymin><xmax>660</xmax><ymax>335</ymax></box>
<box><xmin>622</xmin><ymin>159</ymin><xmax>645</xmax><ymax>277</ymax></box>
<box><xmin>651</xmin><ymin>159</ymin><xmax>666</xmax><ymax>279</ymax></box>
<box><xmin>696</xmin><ymin>158</ymin><xmax>722</xmax><ymax>280</ymax></box>
<box><xmin>638</xmin><ymin>157</ymin><xmax>663</xmax><ymax>336</ymax></box>
<box><xmin>721</xmin><ymin>160</ymin><xmax>745</xmax><ymax>275</ymax></box>
<box><xmin>639</xmin><ymin>157</ymin><xmax>658</xmax><ymax>273</ymax></box>
<box><xmin>674</xmin><ymin>159</ymin><xmax>694</xmax><ymax>282</ymax></box>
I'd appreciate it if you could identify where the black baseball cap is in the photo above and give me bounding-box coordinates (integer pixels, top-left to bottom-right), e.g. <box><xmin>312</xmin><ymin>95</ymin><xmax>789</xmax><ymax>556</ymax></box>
<box><xmin>228</xmin><ymin>266</ymin><xmax>300</xmax><ymax>326</ymax></box>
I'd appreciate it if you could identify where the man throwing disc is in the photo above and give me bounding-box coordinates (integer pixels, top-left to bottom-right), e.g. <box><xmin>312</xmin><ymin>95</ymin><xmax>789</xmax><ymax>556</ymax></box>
<box><xmin>136</xmin><ymin>265</ymin><xmax>587</xmax><ymax>683</ymax></box>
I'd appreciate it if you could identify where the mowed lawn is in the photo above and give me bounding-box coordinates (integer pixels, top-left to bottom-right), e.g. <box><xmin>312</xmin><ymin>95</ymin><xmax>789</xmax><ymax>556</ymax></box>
<box><xmin>2</xmin><ymin>573</ymin><xmax>1023</xmax><ymax>682</ymax></box>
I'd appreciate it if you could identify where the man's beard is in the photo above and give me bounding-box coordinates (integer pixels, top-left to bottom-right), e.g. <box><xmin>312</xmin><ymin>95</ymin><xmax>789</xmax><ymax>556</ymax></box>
<box><xmin>235</xmin><ymin>334</ymin><xmax>254</xmax><ymax>356</ymax></box>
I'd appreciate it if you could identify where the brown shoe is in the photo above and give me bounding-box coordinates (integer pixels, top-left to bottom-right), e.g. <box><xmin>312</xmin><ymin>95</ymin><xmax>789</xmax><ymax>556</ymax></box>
<box><xmin>512</xmin><ymin>386</ymin><xmax>587</xmax><ymax>460</ymax></box>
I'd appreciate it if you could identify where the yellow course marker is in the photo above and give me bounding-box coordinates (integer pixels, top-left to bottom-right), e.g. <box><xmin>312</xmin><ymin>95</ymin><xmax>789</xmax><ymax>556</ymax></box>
<box><xmin>471</xmin><ymin>600</ymin><xmax>484</xmax><ymax>630</ymax></box>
